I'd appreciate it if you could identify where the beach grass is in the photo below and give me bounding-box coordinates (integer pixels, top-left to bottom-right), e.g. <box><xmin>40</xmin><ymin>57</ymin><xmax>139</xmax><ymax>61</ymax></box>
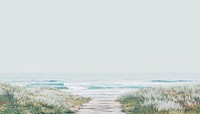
<box><xmin>0</xmin><ymin>82</ymin><xmax>90</xmax><ymax>114</ymax></box>
<box><xmin>119</xmin><ymin>84</ymin><xmax>200</xmax><ymax>114</ymax></box>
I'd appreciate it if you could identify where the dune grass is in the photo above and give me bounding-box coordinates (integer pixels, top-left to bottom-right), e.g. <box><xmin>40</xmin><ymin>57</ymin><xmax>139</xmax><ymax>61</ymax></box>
<box><xmin>119</xmin><ymin>84</ymin><xmax>200</xmax><ymax>114</ymax></box>
<box><xmin>0</xmin><ymin>82</ymin><xmax>90</xmax><ymax>114</ymax></box>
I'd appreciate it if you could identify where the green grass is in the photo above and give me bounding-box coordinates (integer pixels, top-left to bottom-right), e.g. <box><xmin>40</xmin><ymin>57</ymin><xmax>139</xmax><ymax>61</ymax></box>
<box><xmin>119</xmin><ymin>84</ymin><xmax>200</xmax><ymax>114</ymax></box>
<box><xmin>119</xmin><ymin>96</ymin><xmax>158</xmax><ymax>114</ymax></box>
<box><xmin>0</xmin><ymin>82</ymin><xmax>90</xmax><ymax>114</ymax></box>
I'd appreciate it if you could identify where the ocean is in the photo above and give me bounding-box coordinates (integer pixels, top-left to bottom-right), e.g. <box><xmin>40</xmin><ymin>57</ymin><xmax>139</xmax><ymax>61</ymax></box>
<box><xmin>0</xmin><ymin>72</ymin><xmax>200</xmax><ymax>99</ymax></box>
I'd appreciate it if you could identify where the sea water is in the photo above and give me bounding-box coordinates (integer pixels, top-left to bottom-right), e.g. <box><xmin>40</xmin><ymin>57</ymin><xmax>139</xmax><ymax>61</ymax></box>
<box><xmin>0</xmin><ymin>72</ymin><xmax>200</xmax><ymax>99</ymax></box>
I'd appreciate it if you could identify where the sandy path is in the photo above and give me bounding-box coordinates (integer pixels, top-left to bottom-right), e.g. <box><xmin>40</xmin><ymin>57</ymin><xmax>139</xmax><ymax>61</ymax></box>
<box><xmin>77</xmin><ymin>99</ymin><xmax>125</xmax><ymax>114</ymax></box>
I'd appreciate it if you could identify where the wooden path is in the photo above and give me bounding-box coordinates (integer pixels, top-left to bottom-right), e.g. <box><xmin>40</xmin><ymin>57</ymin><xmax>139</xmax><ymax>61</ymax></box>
<box><xmin>77</xmin><ymin>99</ymin><xmax>125</xmax><ymax>114</ymax></box>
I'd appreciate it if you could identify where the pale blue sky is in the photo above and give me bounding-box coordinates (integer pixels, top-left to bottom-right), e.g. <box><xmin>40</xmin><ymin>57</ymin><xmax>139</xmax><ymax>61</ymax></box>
<box><xmin>0</xmin><ymin>0</ymin><xmax>200</xmax><ymax>72</ymax></box>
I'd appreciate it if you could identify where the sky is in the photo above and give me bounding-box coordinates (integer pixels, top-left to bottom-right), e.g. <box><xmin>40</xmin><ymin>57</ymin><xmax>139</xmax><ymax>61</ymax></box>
<box><xmin>0</xmin><ymin>0</ymin><xmax>200</xmax><ymax>72</ymax></box>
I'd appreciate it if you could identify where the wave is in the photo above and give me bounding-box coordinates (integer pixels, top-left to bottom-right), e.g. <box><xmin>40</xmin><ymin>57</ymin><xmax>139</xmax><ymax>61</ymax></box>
<box><xmin>29</xmin><ymin>82</ymin><xmax>64</xmax><ymax>86</ymax></box>
<box><xmin>151</xmin><ymin>80</ymin><xmax>195</xmax><ymax>83</ymax></box>
<box><xmin>27</xmin><ymin>82</ymin><xmax>68</xmax><ymax>89</ymax></box>
<box><xmin>88</xmin><ymin>85</ymin><xmax>150</xmax><ymax>89</ymax></box>
<box><xmin>44</xmin><ymin>80</ymin><xmax>62</xmax><ymax>82</ymax></box>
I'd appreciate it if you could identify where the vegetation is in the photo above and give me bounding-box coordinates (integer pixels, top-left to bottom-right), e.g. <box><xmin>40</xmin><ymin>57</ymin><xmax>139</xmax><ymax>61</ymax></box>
<box><xmin>0</xmin><ymin>82</ymin><xmax>90</xmax><ymax>114</ymax></box>
<box><xmin>119</xmin><ymin>84</ymin><xmax>200</xmax><ymax>114</ymax></box>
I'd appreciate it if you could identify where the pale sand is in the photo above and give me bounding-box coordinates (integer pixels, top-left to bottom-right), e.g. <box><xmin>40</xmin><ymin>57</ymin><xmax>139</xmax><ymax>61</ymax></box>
<box><xmin>77</xmin><ymin>99</ymin><xmax>125</xmax><ymax>114</ymax></box>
